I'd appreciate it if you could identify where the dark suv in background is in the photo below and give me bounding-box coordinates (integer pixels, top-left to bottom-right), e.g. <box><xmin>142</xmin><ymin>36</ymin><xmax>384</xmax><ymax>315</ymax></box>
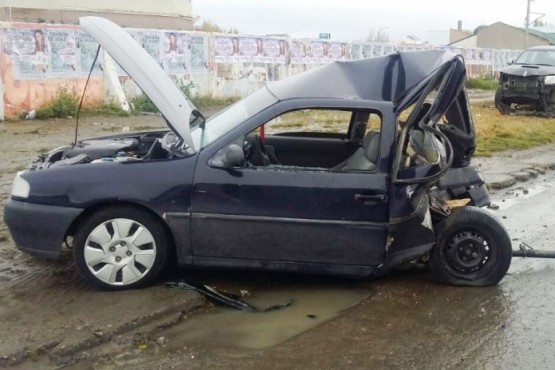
<box><xmin>495</xmin><ymin>46</ymin><xmax>555</xmax><ymax>116</ymax></box>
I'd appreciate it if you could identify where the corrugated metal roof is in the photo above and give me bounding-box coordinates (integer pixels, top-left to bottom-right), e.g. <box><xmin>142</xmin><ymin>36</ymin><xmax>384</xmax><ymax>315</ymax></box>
<box><xmin>527</xmin><ymin>28</ymin><xmax>555</xmax><ymax>45</ymax></box>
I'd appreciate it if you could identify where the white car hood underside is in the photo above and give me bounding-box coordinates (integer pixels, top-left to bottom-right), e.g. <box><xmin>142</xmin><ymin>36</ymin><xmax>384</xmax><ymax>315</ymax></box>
<box><xmin>79</xmin><ymin>16</ymin><xmax>198</xmax><ymax>152</ymax></box>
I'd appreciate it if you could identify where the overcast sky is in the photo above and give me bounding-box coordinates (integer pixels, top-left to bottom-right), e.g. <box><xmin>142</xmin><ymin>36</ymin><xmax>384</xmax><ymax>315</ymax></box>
<box><xmin>192</xmin><ymin>0</ymin><xmax>555</xmax><ymax>41</ymax></box>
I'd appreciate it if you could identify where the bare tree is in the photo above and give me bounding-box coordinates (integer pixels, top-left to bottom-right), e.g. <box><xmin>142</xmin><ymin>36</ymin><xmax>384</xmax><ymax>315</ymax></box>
<box><xmin>376</xmin><ymin>29</ymin><xmax>390</xmax><ymax>43</ymax></box>
<box><xmin>366</xmin><ymin>28</ymin><xmax>389</xmax><ymax>42</ymax></box>
<box><xmin>195</xmin><ymin>18</ymin><xmax>239</xmax><ymax>34</ymax></box>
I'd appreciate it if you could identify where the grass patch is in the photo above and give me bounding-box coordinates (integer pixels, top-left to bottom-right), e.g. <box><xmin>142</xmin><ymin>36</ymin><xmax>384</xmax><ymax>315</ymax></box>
<box><xmin>133</xmin><ymin>125</ymin><xmax>164</xmax><ymax>131</ymax></box>
<box><xmin>81</xmin><ymin>102</ymin><xmax>129</xmax><ymax>117</ymax></box>
<box><xmin>35</xmin><ymin>88</ymin><xmax>129</xmax><ymax>119</ymax></box>
<box><xmin>130</xmin><ymin>94</ymin><xmax>158</xmax><ymax>113</ymax></box>
<box><xmin>272</xmin><ymin>122</ymin><xmax>304</xmax><ymax>129</ymax></box>
<box><xmin>178</xmin><ymin>81</ymin><xmax>239</xmax><ymax>108</ymax></box>
<box><xmin>465</xmin><ymin>78</ymin><xmax>498</xmax><ymax>91</ymax></box>
<box><xmin>472</xmin><ymin>104</ymin><xmax>555</xmax><ymax>156</ymax></box>
<box><xmin>190</xmin><ymin>95</ymin><xmax>239</xmax><ymax>108</ymax></box>
<box><xmin>130</xmin><ymin>92</ymin><xmax>238</xmax><ymax>114</ymax></box>
<box><xmin>36</xmin><ymin>88</ymin><xmax>78</xmax><ymax>119</ymax></box>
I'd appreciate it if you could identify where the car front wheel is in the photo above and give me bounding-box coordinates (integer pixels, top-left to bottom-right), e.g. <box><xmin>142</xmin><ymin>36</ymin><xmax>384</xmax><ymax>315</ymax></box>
<box><xmin>429</xmin><ymin>206</ymin><xmax>512</xmax><ymax>286</ymax></box>
<box><xmin>74</xmin><ymin>206</ymin><xmax>169</xmax><ymax>290</ymax></box>
<box><xmin>494</xmin><ymin>86</ymin><xmax>512</xmax><ymax>115</ymax></box>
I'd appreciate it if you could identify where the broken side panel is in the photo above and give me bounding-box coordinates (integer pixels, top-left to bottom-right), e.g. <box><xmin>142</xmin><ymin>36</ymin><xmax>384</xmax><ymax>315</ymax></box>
<box><xmin>379</xmin><ymin>186</ymin><xmax>435</xmax><ymax>273</ymax></box>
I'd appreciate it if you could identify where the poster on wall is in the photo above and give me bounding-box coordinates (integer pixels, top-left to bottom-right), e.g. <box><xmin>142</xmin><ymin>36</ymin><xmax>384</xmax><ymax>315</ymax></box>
<box><xmin>214</xmin><ymin>35</ymin><xmax>286</xmax><ymax>64</ymax></box>
<box><xmin>187</xmin><ymin>33</ymin><xmax>208</xmax><ymax>72</ymax></box>
<box><xmin>383</xmin><ymin>44</ymin><xmax>396</xmax><ymax>56</ymax></box>
<box><xmin>328</xmin><ymin>42</ymin><xmax>348</xmax><ymax>61</ymax></box>
<box><xmin>290</xmin><ymin>39</ymin><xmax>308</xmax><ymax>64</ymax></box>
<box><xmin>126</xmin><ymin>29</ymin><xmax>162</xmax><ymax>66</ymax></box>
<box><xmin>238</xmin><ymin>37</ymin><xmax>260</xmax><ymax>63</ymax></box>
<box><xmin>76</xmin><ymin>30</ymin><xmax>102</xmax><ymax>76</ymax></box>
<box><xmin>47</xmin><ymin>29</ymin><xmax>77</xmax><ymax>77</ymax></box>
<box><xmin>462</xmin><ymin>48</ymin><xmax>494</xmax><ymax>66</ymax></box>
<box><xmin>493</xmin><ymin>49</ymin><xmax>521</xmax><ymax>71</ymax></box>
<box><xmin>308</xmin><ymin>40</ymin><xmax>328</xmax><ymax>64</ymax></box>
<box><xmin>163</xmin><ymin>31</ymin><xmax>187</xmax><ymax>74</ymax></box>
<box><xmin>263</xmin><ymin>37</ymin><xmax>287</xmax><ymax>64</ymax></box>
<box><xmin>350</xmin><ymin>43</ymin><xmax>362</xmax><ymax>60</ymax></box>
<box><xmin>291</xmin><ymin>39</ymin><xmax>347</xmax><ymax>64</ymax></box>
<box><xmin>214</xmin><ymin>36</ymin><xmax>239</xmax><ymax>63</ymax></box>
<box><xmin>361</xmin><ymin>43</ymin><xmax>373</xmax><ymax>58</ymax></box>
<box><xmin>4</xmin><ymin>28</ymin><xmax>49</xmax><ymax>79</ymax></box>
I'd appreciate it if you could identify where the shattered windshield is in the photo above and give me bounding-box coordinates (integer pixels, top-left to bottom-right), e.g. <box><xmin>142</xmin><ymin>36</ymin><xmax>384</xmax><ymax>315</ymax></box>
<box><xmin>190</xmin><ymin>87</ymin><xmax>278</xmax><ymax>150</ymax></box>
<box><xmin>514</xmin><ymin>50</ymin><xmax>555</xmax><ymax>66</ymax></box>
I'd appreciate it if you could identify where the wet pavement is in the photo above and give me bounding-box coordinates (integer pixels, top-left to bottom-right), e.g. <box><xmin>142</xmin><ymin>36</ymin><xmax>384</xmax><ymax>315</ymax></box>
<box><xmin>1</xmin><ymin>115</ymin><xmax>555</xmax><ymax>369</ymax></box>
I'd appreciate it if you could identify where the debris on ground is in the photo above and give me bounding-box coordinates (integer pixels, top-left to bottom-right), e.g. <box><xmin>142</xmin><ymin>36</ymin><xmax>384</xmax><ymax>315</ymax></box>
<box><xmin>166</xmin><ymin>281</ymin><xmax>293</xmax><ymax>312</ymax></box>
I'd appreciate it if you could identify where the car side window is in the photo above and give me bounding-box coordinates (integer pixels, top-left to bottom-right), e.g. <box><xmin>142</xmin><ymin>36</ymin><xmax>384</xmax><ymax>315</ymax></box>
<box><xmin>241</xmin><ymin>108</ymin><xmax>382</xmax><ymax>172</ymax></box>
<box><xmin>265</xmin><ymin>109</ymin><xmax>352</xmax><ymax>136</ymax></box>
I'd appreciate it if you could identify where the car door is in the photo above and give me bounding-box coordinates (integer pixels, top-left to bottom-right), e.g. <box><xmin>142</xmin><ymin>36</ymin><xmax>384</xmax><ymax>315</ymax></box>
<box><xmin>189</xmin><ymin>104</ymin><xmax>391</xmax><ymax>269</ymax></box>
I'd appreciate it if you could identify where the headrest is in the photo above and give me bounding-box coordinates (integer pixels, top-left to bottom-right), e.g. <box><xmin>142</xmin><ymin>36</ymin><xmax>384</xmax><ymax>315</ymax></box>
<box><xmin>363</xmin><ymin>131</ymin><xmax>380</xmax><ymax>163</ymax></box>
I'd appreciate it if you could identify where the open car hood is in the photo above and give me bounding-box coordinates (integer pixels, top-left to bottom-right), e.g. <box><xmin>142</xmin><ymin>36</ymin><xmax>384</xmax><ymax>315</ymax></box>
<box><xmin>79</xmin><ymin>16</ymin><xmax>200</xmax><ymax>152</ymax></box>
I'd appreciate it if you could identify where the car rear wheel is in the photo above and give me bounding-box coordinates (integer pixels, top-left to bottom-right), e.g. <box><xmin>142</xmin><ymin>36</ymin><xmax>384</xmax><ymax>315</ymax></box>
<box><xmin>74</xmin><ymin>206</ymin><xmax>169</xmax><ymax>290</ymax></box>
<box><xmin>429</xmin><ymin>206</ymin><xmax>512</xmax><ymax>286</ymax></box>
<box><xmin>494</xmin><ymin>86</ymin><xmax>512</xmax><ymax>115</ymax></box>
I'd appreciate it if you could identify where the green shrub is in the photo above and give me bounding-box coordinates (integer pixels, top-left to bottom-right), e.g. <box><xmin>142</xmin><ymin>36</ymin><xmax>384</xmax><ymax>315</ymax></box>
<box><xmin>81</xmin><ymin>102</ymin><xmax>130</xmax><ymax>116</ymax></box>
<box><xmin>465</xmin><ymin>78</ymin><xmax>499</xmax><ymax>90</ymax></box>
<box><xmin>130</xmin><ymin>83</ymin><xmax>240</xmax><ymax>115</ymax></box>
<box><xmin>177</xmin><ymin>80</ymin><xmax>239</xmax><ymax>108</ymax></box>
<box><xmin>35</xmin><ymin>88</ymin><xmax>79</xmax><ymax>119</ymax></box>
<box><xmin>130</xmin><ymin>94</ymin><xmax>158</xmax><ymax>113</ymax></box>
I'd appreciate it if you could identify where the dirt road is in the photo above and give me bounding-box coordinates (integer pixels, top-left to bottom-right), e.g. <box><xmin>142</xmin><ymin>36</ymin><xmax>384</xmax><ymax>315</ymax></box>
<box><xmin>1</xmin><ymin>113</ymin><xmax>555</xmax><ymax>369</ymax></box>
<box><xmin>0</xmin><ymin>115</ymin><xmax>203</xmax><ymax>368</ymax></box>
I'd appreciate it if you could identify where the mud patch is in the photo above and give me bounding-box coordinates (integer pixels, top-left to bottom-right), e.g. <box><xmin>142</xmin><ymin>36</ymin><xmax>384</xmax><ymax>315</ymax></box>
<box><xmin>161</xmin><ymin>284</ymin><xmax>371</xmax><ymax>350</ymax></box>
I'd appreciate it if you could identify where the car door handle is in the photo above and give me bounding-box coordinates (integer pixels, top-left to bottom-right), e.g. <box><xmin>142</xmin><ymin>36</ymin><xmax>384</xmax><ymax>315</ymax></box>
<box><xmin>354</xmin><ymin>193</ymin><xmax>388</xmax><ymax>202</ymax></box>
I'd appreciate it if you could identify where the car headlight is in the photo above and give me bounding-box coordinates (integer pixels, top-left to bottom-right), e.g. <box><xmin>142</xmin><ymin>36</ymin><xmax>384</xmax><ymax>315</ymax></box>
<box><xmin>544</xmin><ymin>76</ymin><xmax>555</xmax><ymax>85</ymax></box>
<box><xmin>11</xmin><ymin>171</ymin><xmax>30</xmax><ymax>199</ymax></box>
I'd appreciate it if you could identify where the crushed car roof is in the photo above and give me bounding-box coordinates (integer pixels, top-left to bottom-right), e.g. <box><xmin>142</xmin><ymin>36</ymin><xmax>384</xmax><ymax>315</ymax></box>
<box><xmin>268</xmin><ymin>50</ymin><xmax>459</xmax><ymax>104</ymax></box>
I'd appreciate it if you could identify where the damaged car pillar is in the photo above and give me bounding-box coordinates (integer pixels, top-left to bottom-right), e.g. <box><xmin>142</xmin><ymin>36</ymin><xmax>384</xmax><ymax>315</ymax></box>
<box><xmin>382</xmin><ymin>55</ymin><xmax>511</xmax><ymax>286</ymax></box>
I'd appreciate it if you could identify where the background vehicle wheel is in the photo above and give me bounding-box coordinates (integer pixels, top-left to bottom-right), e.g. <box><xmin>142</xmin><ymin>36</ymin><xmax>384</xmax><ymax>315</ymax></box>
<box><xmin>494</xmin><ymin>86</ymin><xmax>512</xmax><ymax>115</ymax></box>
<box><xmin>429</xmin><ymin>206</ymin><xmax>512</xmax><ymax>286</ymax></box>
<box><xmin>74</xmin><ymin>206</ymin><xmax>169</xmax><ymax>290</ymax></box>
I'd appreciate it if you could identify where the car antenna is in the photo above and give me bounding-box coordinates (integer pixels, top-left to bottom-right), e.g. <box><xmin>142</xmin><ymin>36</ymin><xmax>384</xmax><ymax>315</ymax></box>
<box><xmin>74</xmin><ymin>45</ymin><xmax>101</xmax><ymax>147</ymax></box>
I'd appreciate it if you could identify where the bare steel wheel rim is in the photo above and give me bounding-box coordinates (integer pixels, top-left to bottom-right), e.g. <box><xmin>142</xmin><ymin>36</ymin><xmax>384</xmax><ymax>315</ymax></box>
<box><xmin>443</xmin><ymin>230</ymin><xmax>496</xmax><ymax>278</ymax></box>
<box><xmin>84</xmin><ymin>218</ymin><xmax>157</xmax><ymax>286</ymax></box>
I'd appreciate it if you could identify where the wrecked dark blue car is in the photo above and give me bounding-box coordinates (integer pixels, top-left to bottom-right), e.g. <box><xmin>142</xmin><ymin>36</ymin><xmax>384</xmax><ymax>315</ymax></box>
<box><xmin>4</xmin><ymin>17</ymin><xmax>512</xmax><ymax>290</ymax></box>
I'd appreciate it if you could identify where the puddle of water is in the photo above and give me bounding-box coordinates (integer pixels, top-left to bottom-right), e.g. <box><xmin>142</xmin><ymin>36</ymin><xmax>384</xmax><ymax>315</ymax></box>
<box><xmin>492</xmin><ymin>185</ymin><xmax>547</xmax><ymax>211</ymax></box>
<box><xmin>162</xmin><ymin>285</ymin><xmax>371</xmax><ymax>350</ymax></box>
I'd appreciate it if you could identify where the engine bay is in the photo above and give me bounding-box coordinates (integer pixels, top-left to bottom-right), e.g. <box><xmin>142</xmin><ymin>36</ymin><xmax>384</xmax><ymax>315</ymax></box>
<box><xmin>29</xmin><ymin>130</ymin><xmax>184</xmax><ymax>170</ymax></box>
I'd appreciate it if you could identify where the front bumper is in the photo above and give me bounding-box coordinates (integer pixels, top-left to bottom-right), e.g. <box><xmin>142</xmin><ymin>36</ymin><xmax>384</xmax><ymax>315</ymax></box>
<box><xmin>500</xmin><ymin>77</ymin><xmax>555</xmax><ymax>106</ymax></box>
<box><xmin>3</xmin><ymin>198</ymin><xmax>84</xmax><ymax>260</ymax></box>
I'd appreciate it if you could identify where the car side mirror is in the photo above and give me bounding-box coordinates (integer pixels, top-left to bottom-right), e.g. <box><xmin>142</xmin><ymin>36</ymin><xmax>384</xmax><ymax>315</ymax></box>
<box><xmin>508</xmin><ymin>59</ymin><xmax>513</xmax><ymax>65</ymax></box>
<box><xmin>223</xmin><ymin>144</ymin><xmax>246</xmax><ymax>167</ymax></box>
<box><xmin>209</xmin><ymin>144</ymin><xmax>246</xmax><ymax>169</ymax></box>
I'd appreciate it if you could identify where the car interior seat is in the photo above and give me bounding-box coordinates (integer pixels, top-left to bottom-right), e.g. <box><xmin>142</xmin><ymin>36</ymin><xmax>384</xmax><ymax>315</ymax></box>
<box><xmin>333</xmin><ymin>130</ymin><xmax>380</xmax><ymax>171</ymax></box>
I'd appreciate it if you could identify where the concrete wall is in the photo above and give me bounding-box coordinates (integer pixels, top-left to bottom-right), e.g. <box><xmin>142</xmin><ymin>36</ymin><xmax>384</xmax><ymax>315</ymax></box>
<box><xmin>476</xmin><ymin>22</ymin><xmax>548</xmax><ymax>49</ymax></box>
<box><xmin>0</xmin><ymin>0</ymin><xmax>193</xmax><ymax>29</ymax></box>
<box><xmin>0</xmin><ymin>21</ymin><xmax>522</xmax><ymax>120</ymax></box>
<box><xmin>1</xmin><ymin>9</ymin><xmax>193</xmax><ymax>30</ymax></box>
<box><xmin>0</xmin><ymin>0</ymin><xmax>192</xmax><ymax>18</ymax></box>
